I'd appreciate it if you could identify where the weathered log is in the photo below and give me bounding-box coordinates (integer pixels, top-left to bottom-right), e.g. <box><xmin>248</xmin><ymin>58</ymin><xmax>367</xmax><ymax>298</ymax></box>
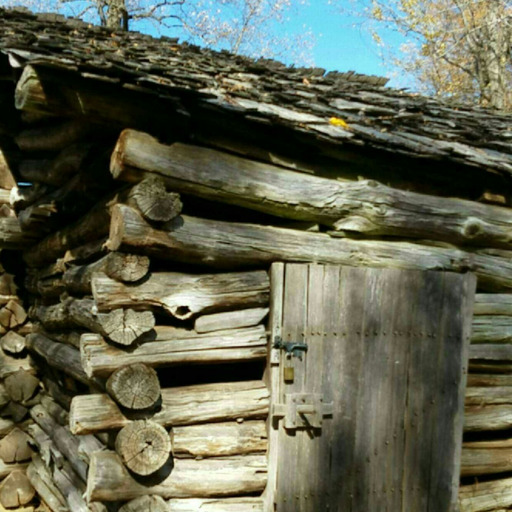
<box><xmin>26</xmin><ymin>456</ymin><xmax>67</xmax><ymax>512</ymax></box>
<box><xmin>3</xmin><ymin>402</ymin><xmax>29</xmax><ymax>424</ymax></box>
<box><xmin>10</xmin><ymin>184</ymin><xmax>52</xmax><ymax>211</ymax></box>
<box><xmin>15</xmin><ymin>119</ymin><xmax>92</xmax><ymax>152</ymax></box>
<box><xmin>0</xmin><ymin>383</ymin><xmax>8</xmax><ymax>410</ymax></box>
<box><xmin>462</xmin><ymin>439</ymin><xmax>512</xmax><ymax>477</ymax></box>
<box><xmin>0</xmin><ymin>348</ymin><xmax>34</xmax><ymax>379</ymax></box>
<box><xmin>167</xmin><ymin>498</ymin><xmax>263</xmax><ymax>511</ymax></box>
<box><xmin>41</xmin><ymin>376</ymin><xmax>75</xmax><ymax>410</ymax></box>
<box><xmin>0</xmin><ymin>300</ymin><xmax>27</xmax><ymax>331</ymax></box>
<box><xmin>26</xmin><ymin>333</ymin><xmax>89</xmax><ymax>385</ymax></box>
<box><xmin>466</xmin><ymin>387</ymin><xmax>512</xmax><ymax>406</ymax></box>
<box><xmin>97</xmin><ymin>308</ymin><xmax>155</xmax><ymax>346</ymax></box>
<box><xmin>30</xmin><ymin>404</ymin><xmax>88</xmax><ymax>482</ymax></box>
<box><xmin>472</xmin><ymin>316</ymin><xmax>512</xmax><ymax>343</ymax></box>
<box><xmin>81</xmin><ymin>326</ymin><xmax>267</xmax><ymax>378</ymax></box>
<box><xmin>0</xmin><ymin>428</ymin><xmax>33</xmax><ymax>463</ymax></box>
<box><xmin>18</xmin><ymin>144</ymin><xmax>91</xmax><ymax>186</ymax></box>
<box><xmin>111</xmin><ymin>129</ymin><xmax>512</xmax><ymax>247</ymax></box>
<box><xmin>92</xmin><ymin>270</ymin><xmax>269</xmax><ymax>320</ymax></box>
<box><xmin>4</xmin><ymin>369</ymin><xmax>39</xmax><ymax>404</ymax></box>
<box><xmin>459</xmin><ymin>476</ymin><xmax>512</xmax><ymax>511</ymax></box>
<box><xmin>0</xmin><ymin>217</ymin><xmax>40</xmax><ymax>249</ymax></box>
<box><xmin>15</xmin><ymin>64</ymin><xmax>183</xmax><ymax>131</ymax></box>
<box><xmin>470</xmin><ymin>344</ymin><xmax>512</xmax><ymax>361</ymax></box>
<box><xmin>126</xmin><ymin>175</ymin><xmax>182</xmax><ymax>222</ymax></box>
<box><xmin>467</xmin><ymin>374</ymin><xmax>512</xmax><ymax>387</ymax></box>
<box><xmin>464</xmin><ymin>405</ymin><xmax>512</xmax><ymax>432</ymax></box>
<box><xmin>0</xmin><ymin>470</ymin><xmax>35</xmax><ymax>508</ymax></box>
<box><xmin>474</xmin><ymin>294</ymin><xmax>512</xmax><ymax>315</ymax></box>
<box><xmin>62</xmin><ymin>252</ymin><xmax>150</xmax><ymax>294</ymax></box>
<box><xmin>40</xmin><ymin>396</ymin><xmax>68</xmax><ymax>426</ymax></box>
<box><xmin>0</xmin><ymin>272</ymin><xmax>17</xmax><ymax>296</ymax></box>
<box><xmin>63</xmin><ymin>238</ymin><xmax>108</xmax><ymax>265</ymax></box>
<box><xmin>70</xmin><ymin>380</ymin><xmax>269</xmax><ymax>435</ymax></box>
<box><xmin>0</xmin><ymin>331</ymin><xmax>26</xmax><ymax>355</ymax></box>
<box><xmin>172</xmin><ymin>421</ymin><xmax>267</xmax><ymax>458</ymax></box>
<box><xmin>106</xmin><ymin>363</ymin><xmax>160</xmax><ymax>410</ymax></box>
<box><xmin>194</xmin><ymin>308</ymin><xmax>269</xmax><ymax>334</ymax></box>
<box><xmin>119</xmin><ymin>496</ymin><xmax>168</xmax><ymax>512</ymax></box>
<box><xmin>0</xmin><ymin>149</ymin><xmax>16</xmax><ymax>190</ymax></box>
<box><xmin>107</xmin><ymin>204</ymin><xmax>512</xmax><ymax>291</ymax></box>
<box><xmin>30</xmin><ymin>297</ymin><xmax>155</xmax><ymax>345</ymax></box>
<box><xmin>0</xmin><ymin>418</ymin><xmax>14</xmax><ymax>437</ymax></box>
<box><xmin>0</xmin><ymin>460</ymin><xmax>29</xmax><ymax>480</ymax></box>
<box><xmin>87</xmin><ymin>452</ymin><xmax>267</xmax><ymax>502</ymax></box>
<box><xmin>33</xmin><ymin>325</ymin><xmax>82</xmax><ymax>349</ymax></box>
<box><xmin>115</xmin><ymin>420</ymin><xmax>171</xmax><ymax>476</ymax></box>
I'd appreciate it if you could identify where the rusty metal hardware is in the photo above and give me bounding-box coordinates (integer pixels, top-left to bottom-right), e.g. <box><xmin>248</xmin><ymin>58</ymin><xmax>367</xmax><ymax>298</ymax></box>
<box><xmin>273</xmin><ymin>336</ymin><xmax>308</xmax><ymax>360</ymax></box>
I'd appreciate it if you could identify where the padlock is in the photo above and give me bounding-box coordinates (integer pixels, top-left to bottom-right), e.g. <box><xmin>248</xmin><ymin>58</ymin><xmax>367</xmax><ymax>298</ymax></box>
<box><xmin>283</xmin><ymin>353</ymin><xmax>294</xmax><ymax>383</ymax></box>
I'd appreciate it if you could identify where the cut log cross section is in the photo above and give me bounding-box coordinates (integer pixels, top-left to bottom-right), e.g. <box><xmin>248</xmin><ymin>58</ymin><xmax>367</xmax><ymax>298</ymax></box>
<box><xmin>115</xmin><ymin>420</ymin><xmax>171</xmax><ymax>476</ymax></box>
<box><xmin>106</xmin><ymin>363</ymin><xmax>161</xmax><ymax>410</ymax></box>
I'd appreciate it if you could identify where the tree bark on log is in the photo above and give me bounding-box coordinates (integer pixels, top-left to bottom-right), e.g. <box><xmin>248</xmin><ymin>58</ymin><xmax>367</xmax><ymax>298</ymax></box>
<box><xmin>172</xmin><ymin>421</ymin><xmax>267</xmax><ymax>458</ymax></box>
<box><xmin>106</xmin><ymin>204</ymin><xmax>512</xmax><ymax>292</ymax></box>
<box><xmin>115</xmin><ymin>420</ymin><xmax>171</xmax><ymax>476</ymax></box>
<box><xmin>461</xmin><ymin>439</ymin><xmax>512</xmax><ymax>477</ymax></box>
<box><xmin>459</xmin><ymin>476</ymin><xmax>512</xmax><ymax>511</ymax></box>
<box><xmin>70</xmin><ymin>380</ymin><xmax>269</xmax><ymax>435</ymax></box>
<box><xmin>106</xmin><ymin>363</ymin><xmax>160</xmax><ymax>410</ymax></box>
<box><xmin>92</xmin><ymin>270</ymin><xmax>269</xmax><ymax>319</ymax></box>
<box><xmin>81</xmin><ymin>326</ymin><xmax>267</xmax><ymax>378</ymax></box>
<box><xmin>111</xmin><ymin>129</ymin><xmax>512</xmax><ymax>248</ymax></box>
<box><xmin>26</xmin><ymin>333</ymin><xmax>89</xmax><ymax>385</ymax></box>
<box><xmin>194</xmin><ymin>308</ymin><xmax>269</xmax><ymax>334</ymax></box>
<box><xmin>87</xmin><ymin>452</ymin><xmax>267</xmax><ymax>502</ymax></box>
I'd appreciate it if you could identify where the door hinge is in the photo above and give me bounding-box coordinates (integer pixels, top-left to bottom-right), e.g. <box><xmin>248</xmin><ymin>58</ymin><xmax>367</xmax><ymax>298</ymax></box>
<box><xmin>272</xmin><ymin>393</ymin><xmax>333</xmax><ymax>431</ymax></box>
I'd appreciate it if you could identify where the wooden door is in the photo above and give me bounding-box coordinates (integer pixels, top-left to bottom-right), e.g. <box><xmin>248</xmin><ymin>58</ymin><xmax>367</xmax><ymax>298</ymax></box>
<box><xmin>265</xmin><ymin>263</ymin><xmax>475</xmax><ymax>512</ymax></box>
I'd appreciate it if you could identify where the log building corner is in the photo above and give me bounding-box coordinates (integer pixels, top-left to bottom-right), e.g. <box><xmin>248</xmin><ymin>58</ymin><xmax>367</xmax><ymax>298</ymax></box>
<box><xmin>0</xmin><ymin>7</ymin><xmax>510</xmax><ymax>512</ymax></box>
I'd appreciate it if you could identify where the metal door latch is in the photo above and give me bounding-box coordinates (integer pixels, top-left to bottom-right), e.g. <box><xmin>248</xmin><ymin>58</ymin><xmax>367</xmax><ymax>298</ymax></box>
<box><xmin>273</xmin><ymin>336</ymin><xmax>308</xmax><ymax>360</ymax></box>
<box><xmin>272</xmin><ymin>393</ymin><xmax>333</xmax><ymax>431</ymax></box>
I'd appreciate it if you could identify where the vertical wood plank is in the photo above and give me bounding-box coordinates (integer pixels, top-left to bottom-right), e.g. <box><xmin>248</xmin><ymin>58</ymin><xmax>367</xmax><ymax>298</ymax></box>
<box><xmin>269</xmin><ymin>265</ymin><xmax>474</xmax><ymax>512</ymax></box>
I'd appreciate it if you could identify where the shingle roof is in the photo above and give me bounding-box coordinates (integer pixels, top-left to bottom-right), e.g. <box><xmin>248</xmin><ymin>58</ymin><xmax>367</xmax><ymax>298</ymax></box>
<box><xmin>1</xmin><ymin>7</ymin><xmax>512</xmax><ymax>178</ymax></box>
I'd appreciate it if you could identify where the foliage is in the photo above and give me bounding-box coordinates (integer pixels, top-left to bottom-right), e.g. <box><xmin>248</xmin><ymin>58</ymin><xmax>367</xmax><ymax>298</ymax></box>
<box><xmin>346</xmin><ymin>0</ymin><xmax>512</xmax><ymax>109</ymax></box>
<box><xmin>0</xmin><ymin>0</ymin><xmax>314</xmax><ymax>64</ymax></box>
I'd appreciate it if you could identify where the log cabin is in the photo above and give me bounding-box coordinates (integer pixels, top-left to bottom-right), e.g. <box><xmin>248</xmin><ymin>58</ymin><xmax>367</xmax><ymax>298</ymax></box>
<box><xmin>0</xmin><ymin>6</ymin><xmax>510</xmax><ymax>512</ymax></box>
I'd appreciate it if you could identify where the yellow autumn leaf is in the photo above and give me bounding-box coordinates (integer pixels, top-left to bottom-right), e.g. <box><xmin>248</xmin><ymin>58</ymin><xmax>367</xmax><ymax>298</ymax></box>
<box><xmin>329</xmin><ymin>117</ymin><xmax>350</xmax><ymax>129</ymax></box>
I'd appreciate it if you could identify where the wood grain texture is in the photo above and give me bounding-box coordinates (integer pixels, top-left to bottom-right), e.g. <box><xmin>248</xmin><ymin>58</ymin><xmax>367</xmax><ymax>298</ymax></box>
<box><xmin>268</xmin><ymin>265</ymin><xmax>474</xmax><ymax>512</ymax></box>
<box><xmin>92</xmin><ymin>270</ymin><xmax>270</xmax><ymax>319</ymax></box>
<box><xmin>87</xmin><ymin>452</ymin><xmax>267</xmax><ymax>502</ymax></box>
<box><xmin>107</xmin><ymin>204</ymin><xmax>512</xmax><ymax>291</ymax></box>
<box><xmin>70</xmin><ymin>380</ymin><xmax>269</xmax><ymax>434</ymax></box>
<box><xmin>81</xmin><ymin>326</ymin><xmax>267</xmax><ymax>378</ymax></box>
<box><xmin>111</xmin><ymin>129</ymin><xmax>512</xmax><ymax>248</ymax></box>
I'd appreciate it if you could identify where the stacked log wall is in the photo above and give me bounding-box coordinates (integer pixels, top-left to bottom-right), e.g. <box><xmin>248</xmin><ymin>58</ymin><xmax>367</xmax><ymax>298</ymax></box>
<box><xmin>0</xmin><ymin>76</ymin><xmax>511</xmax><ymax>511</ymax></box>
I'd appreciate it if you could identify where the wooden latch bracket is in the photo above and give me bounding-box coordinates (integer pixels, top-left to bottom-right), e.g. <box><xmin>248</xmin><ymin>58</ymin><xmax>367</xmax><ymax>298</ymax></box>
<box><xmin>272</xmin><ymin>393</ymin><xmax>333</xmax><ymax>431</ymax></box>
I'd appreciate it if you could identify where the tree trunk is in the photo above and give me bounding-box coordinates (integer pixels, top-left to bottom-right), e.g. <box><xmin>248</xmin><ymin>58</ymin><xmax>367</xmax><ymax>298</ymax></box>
<box><xmin>70</xmin><ymin>380</ymin><xmax>269</xmax><ymax>434</ymax></box>
<box><xmin>92</xmin><ymin>269</ymin><xmax>270</xmax><ymax>319</ymax></box>
<box><xmin>87</xmin><ymin>452</ymin><xmax>267</xmax><ymax>502</ymax></box>
<box><xmin>81</xmin><ymin>326</ymin><xmax>267</xmax><ymax>378</ymax></box>
<box><xmin>107</xmin><ymin>204</ymin><xmax>512</xmax><ymax>292</ymax></box>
